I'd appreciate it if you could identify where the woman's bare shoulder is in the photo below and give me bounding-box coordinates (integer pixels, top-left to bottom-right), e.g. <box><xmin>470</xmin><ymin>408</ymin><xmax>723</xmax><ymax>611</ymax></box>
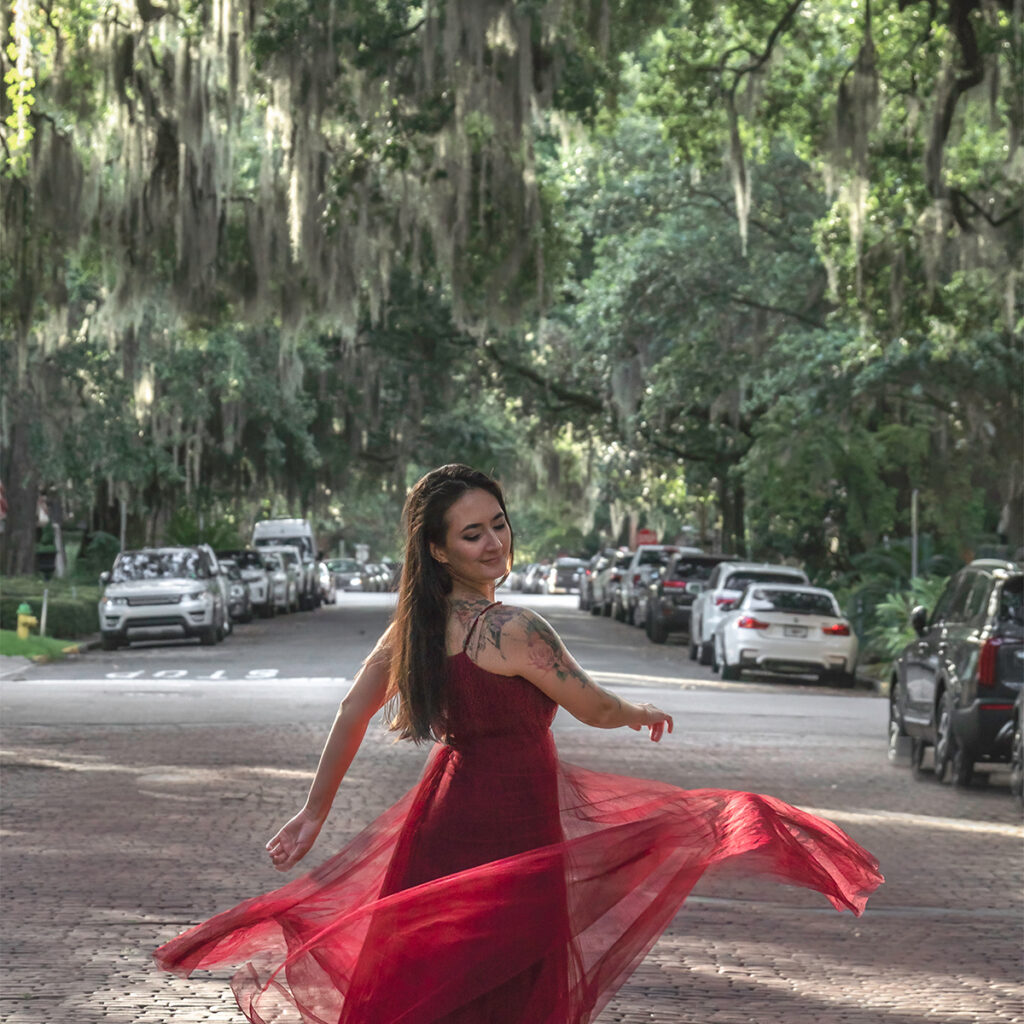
<box><xmin>465</xmin><ymin>602</ymin><xmax>561</xmax><ymax>666</ymax></box>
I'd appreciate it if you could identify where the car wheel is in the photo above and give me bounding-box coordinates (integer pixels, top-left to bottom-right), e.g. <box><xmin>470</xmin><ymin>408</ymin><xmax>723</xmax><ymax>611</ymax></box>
<box><xmin>933</xmin><ymin>690</ymin><xmax>956</xmax><ymax>784</ymax></box>
<box><xmin>1010</xmin><ymin>709</ymin><xmax>1023</xmax><ymax>804</ymax></box>
<box><xmin>688</xmin><ymin>635</ymin><xmax>699</xmax><ymax>661</ymax></box>
<box><xmin>949</xmin><ymin>740</ymin><xmax>975</xmax><ymax>788</ymax></box>
<box><xmin>200</xmin><ymin>626</ymin><xmax>218</xmax><ymax>646</ymax></box>
<box><xmin>100</xmin><ymin>633</ymin><xmax>121</xmax><ymax>651</ymax></box>
<box><xmin>887</xmin><ymin>695</ymin><xmax>912</xmax><ymax>766</ymax></box>
<box><xmin>698</xmin><ymin>639</ymin><xmax>713</xmax><ymax>666</ymax></box>
<box><xmin>590</xmin><ymin>601</ymin><xmax>602</xmax><ymax>616</ymax></box>
<box><xmin>648</xmin><ymin>614</ymin><xmax>667</xmax><ymax>645</ymax></box>
<box><xmin>715</xmin><ymin>637</ymin><xmax>740</xmax><ymax>680</ymax></box>
<box><xmin>910</xmin><ymin>738</ymin><xmax>930</xmax><ymax>779</ymax></box>
<box><xmin>613</xmin><ymin>598</ymin><xmax>626</xmax><ymax>622</ymax></box>
<box><xmin>829</xmin><ymin>670</ymin><xmax>856</xmax><ymax>689</ymax></box>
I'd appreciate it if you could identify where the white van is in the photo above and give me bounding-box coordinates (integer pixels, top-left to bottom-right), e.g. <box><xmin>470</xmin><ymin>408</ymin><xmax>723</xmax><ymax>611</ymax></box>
<box><xmin>251</xmin><ymin>518</ymin><xmax>319</xmax><ymax>609</ymax></box>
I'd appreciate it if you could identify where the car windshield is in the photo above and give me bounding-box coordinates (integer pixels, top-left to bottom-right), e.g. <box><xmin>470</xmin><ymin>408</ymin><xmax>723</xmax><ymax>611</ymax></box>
<box><xmin>261</xmin><ymin>553</ymin><xmax>282</xmax><ymax>570</ymax></box>
<box><xmin>638</xmin><ymin>549</ymin><xmax>673</xmax><ymax>565</ymax></box>
<box><xmin>329</xmin><ymin>559</ymin><xmax>361</xmax><ymax>573</ymax></box>
<box><xmin>1000</xmin><ymin>576</ymin><xmax>1023</xmax><ymax>624</ymax></box>
<box><xmin>724</xmin><ymin>571</ymin><xmax>804</xmax><ymax>591</ymax></box>
<box><xmin>111</xmin><ymin>550</ymin><xmax>208</xmax><ymax>582</ymax></box>
<box><xmin>221</xmin><ymin>562</ymin><xmax>242</xmax><ymax>580</ymax></box>
<box><xmin>255</xmin><ymin>536</ymin><xmax>311</xmax><ymax>556</ymax></box>
<box><xmin>231</xmin><ymin>551</ymin><xmax>265</xmax><ymax>570</ymax></box>
<box><xmin>669</xmin><ymin>559</ymin><xmax>720</xmax><ymax>582</ymax></box>
<box><xmin>748</xmin><ymin>589</ymin><xmax>838</xmax><ymax>616</ymax></box>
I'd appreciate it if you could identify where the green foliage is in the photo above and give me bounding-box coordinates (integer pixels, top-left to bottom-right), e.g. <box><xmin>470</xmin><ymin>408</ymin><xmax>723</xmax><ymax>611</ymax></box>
<box><xmin>0</xmin><ymin>590</ymin><xmax>100</xmax><ymax>639</ymax></box>
<box><xmin>71</xmin><ymin>533</ymin><xmax>121</xmax><ymax>581</ymax></box>
<box><xmin>164</xmin><ymin>508</ymin><xmax>245</xmax><ymax>549</ymax></box>
<box><xmin>866</xmin><ymin>575</ymin><xmax>950</xmax><ymax>662</ymax></box>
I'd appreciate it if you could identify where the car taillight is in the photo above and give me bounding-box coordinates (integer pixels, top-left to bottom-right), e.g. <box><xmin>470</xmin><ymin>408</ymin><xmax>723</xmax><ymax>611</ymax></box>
<box><xmin>737</xmin><ymin>616</ymin><xmax>770</xmax><ymax>630</ymax></box>
<box><xmin>978</xmin><ymin>637</ymin><xmax>1003</xmax><ymax>687</ymax></box>
<box><xmin>632</xmin><ymin>573</ymin><xmax>642</xmax><ymax>585</ymax></box>
<box><xmin>822</xmin><ymin>623</ymin><xmax>851</xmax><ymax>636</ymax></box>
<box><xmin>611</xmin><ymin>572</ymin><xmax>621</xmax><ymax>582</ymax></box>
<box><xmin>663</xmin><ymin>580</ymin><xmax>686</xmax><ymax>590</ymax></box>
<box><xmin>714</xmin><ymin>596</ymin><xmax>734</xmax><ymax>606</ymax></box>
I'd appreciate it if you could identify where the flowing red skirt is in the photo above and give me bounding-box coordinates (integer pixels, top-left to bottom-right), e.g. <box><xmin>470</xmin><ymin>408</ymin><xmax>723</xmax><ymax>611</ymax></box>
<box><xmin>154</xmin><ymin>736</ymin><xmax>882</xmax><ymax>1024</ymax></box>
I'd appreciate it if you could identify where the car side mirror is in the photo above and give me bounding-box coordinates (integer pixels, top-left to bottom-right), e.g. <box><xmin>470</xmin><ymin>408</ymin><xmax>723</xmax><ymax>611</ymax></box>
<box><xmin>99</xmin><ymin>571</ymin><xmax>110</xmax><ymax>585</ymax></box>
<box><xmin>910</xmin><ymin>605</ymin><xmax>928</xmax><ymax>637</ymax></box>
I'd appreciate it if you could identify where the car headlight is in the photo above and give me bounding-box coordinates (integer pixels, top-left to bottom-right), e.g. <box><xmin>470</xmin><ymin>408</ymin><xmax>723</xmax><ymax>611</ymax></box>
<box><xmin>186</xmin><ymin>590</ymin><xmax>209</xmax><ymax>602</ymax></box>
<box><xmin>104</xmin><ymin>596</ymin><xmax>127</xmax><ymax>606</ymax></box>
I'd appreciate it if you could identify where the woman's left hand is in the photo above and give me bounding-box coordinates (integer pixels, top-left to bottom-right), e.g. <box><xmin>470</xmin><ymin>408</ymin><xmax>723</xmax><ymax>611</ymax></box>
<box><xmin>629</xmin><ymin>702</ymin><xmax>673</xmax><ymax>742</ymax></box>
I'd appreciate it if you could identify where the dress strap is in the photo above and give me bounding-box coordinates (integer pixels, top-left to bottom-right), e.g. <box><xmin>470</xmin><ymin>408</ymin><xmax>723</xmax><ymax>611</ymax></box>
<box><xmin>463</xmin><ymin>601</ymin><xmax>502</xmax><ymax>653</ymax></box>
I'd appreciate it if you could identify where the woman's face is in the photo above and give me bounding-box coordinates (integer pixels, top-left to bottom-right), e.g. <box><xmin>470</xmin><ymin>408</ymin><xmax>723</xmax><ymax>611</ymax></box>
<box><xmin>430</xmin><ymin>488</ymin><xmax>510</xmax><ymax>585</ymax></box>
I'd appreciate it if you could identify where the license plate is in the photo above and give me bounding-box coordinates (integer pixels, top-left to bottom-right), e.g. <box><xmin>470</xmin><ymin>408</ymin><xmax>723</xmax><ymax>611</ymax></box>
<box><xmin>784</xmin><ymin>625</ymin><xmax>807</xmax><ymax>638</ymax></box>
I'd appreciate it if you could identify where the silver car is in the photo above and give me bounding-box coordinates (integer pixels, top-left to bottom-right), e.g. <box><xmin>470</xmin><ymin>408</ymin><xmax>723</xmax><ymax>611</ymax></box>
<box><xmin>98</xmin><ymin>547</ymin><xmax>229</xmax><ymax>649</ymax></box>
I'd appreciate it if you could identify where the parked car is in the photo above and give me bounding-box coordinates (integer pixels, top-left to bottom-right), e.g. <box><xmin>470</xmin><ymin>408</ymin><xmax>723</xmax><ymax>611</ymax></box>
<box><xmin>505</xmin><ymin>564</ymin><xmax>528</xmax><ymax>591</ymax></box>
<box><xmin>98</xmin><ymin>546</ymin><xmax>229</xmax><ymax>649</ymax></box>
<box><xmin>328</xmin><ymin>558</ymin><xmax>366</xmax><ymax>591</ymax></box>
<box><xmin>711</xmin><ymin>584</ymin><xmax>858</xmax><ymax>685</ymax></box>
<box><xmin>578</xmin><ymin>550</ymin><xmax>617</xmax><ymax>611</ymax></box>
<box><xmin>617</xmin><ymin>545</ymin><xmax>692</xmax><ymax>624</ymax></box>
<box><xmin>217</xmin><ymin>548</ymin><xmax>274</xmax><ymax>617</ymax></box>
<box><xmin>547</xmin><ymin>557</ymin><xmax>586</xmax><ymax>595</ymax></box>
<box><xmin>259</xmin><ymin>545</ymin><xmax>303</xmax><ymax>612</ymax></box>
<box><xmin>591</xmin><ymin>549</ymin><xmax>633</xmax><ymax>617</ymax></box>
<box><xmin>219</xmin><ymin>559</ymin><xmax>254</xmax><ymax>623</ymax></box>
<box><xmin>252</xmin><ymin>519</ymin><xmax>320</xmax><ymax>610</ymax></box>
<box><xmin>888</xmin><ymin>559</ymin><xmax>1023</xmax><ymax>787</ymax></box>
<box><xmin>198</xmin><ymin>543</ymin><xmax>233</xmax><ymax>635</ymax></box>
<box><xmin>317</xmin><ymin>561</ymin><xmax>336</xmax><ymax>604</ymax></box>
<box><xmin>259</xmin><ymin>550</ymin><xmax>295</xmax><ymax>613</ymax></box>
<box><xmin>690</xmin><ymin>562</ymin><xmax>810</xmax><ymax>665</ymax></box>
<box><xmin>644</xmin><ymin>553</ymin><xmax>739</xmax><ymax>644</ymax></box>
<box><xmin>522</xmin><ymin>563</ymin><xmax>549</xmax><ymax>595</ymax></box>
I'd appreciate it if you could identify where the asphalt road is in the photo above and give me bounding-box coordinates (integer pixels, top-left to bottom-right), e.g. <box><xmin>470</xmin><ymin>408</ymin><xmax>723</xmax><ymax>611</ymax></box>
<box><xmin>1</xmin><ymin>591</ymin><xmax>1021</xmax><ymax>1023</ymax></box>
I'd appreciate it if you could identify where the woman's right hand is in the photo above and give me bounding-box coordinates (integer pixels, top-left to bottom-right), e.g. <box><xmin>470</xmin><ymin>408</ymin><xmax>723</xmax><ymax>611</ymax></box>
<box><xmin>266</xmin><ymin>808</ymin><xmax>324</xmax><ymax>872</ymax></box>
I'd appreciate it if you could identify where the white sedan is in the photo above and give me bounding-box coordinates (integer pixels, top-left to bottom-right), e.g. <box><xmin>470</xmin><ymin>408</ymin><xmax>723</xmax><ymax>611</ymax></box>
<box><xmin>712</xmin><ymin>584</ymin><xmax>858</xmax><ymax>687</ymax></box>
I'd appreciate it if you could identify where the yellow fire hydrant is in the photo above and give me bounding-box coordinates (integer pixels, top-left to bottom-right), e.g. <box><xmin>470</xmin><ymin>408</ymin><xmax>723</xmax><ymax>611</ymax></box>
<box><xmin>16</xmin><ymin>603</ymin><xmax>38</xmax><ymax>640</ymax></box>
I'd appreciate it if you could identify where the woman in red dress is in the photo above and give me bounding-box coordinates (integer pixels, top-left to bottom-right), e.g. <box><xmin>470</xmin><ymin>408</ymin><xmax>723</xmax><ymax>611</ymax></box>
<box><xmin>154</xmin><ymin>464</ymin><xmax>882</xmax><ymax>1024</ymax></box>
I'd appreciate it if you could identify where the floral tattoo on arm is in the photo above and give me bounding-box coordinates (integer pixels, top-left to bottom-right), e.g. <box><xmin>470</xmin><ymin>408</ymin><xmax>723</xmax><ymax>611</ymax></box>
<box><xmin>459</xmin><ymin>602</ymin><xmax>621</xmax><ymax>710</ymax></box>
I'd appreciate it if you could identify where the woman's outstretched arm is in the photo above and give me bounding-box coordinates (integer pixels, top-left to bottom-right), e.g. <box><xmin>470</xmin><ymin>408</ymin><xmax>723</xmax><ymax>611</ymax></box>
<box><xmin>266</xmin><ymin>629</ymin><xmax>392</xmax><ymax>871</ymax></box>
<box><xmin>468</xmin><ymin>605</ymin><xmax>673</xmax><ymax>741</ymax></box>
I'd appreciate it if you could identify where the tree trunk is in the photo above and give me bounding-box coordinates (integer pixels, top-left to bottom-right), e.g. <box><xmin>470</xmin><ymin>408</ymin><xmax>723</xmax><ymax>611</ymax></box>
<box><xmin>1</xmin><ymin>393</ymin><xmax>39</xmax><ymax>576</ymax></box>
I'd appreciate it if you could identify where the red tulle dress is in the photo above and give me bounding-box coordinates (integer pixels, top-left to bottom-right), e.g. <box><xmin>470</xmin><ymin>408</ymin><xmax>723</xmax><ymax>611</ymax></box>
<box><xmin>154</xmin><ymin>605</ymin><xmax>883</xmax><ymax>1024</ymax></box>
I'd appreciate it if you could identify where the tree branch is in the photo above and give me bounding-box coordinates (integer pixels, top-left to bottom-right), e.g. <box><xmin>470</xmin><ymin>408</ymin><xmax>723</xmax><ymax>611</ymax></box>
<box><xmin>482</xmin><ymin>343</ymin><xmax>605</xmax><ymax>414</ymax></box>
<box><xmin>727</xmin><ymin>293</ymin><xmax>826</xmax><ymax>329</ymax></box>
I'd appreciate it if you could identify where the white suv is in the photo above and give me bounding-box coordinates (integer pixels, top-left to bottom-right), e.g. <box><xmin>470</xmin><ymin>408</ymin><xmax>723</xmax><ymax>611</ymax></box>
<box><xmin>689</xmin><ymin>561</ymin><xmax>809</xmax><ymax>664</ymax></box>
<box><xmin>98</xmin><ymin>547</ymin><xmax>229</xmax><ymax>649</ymax></box>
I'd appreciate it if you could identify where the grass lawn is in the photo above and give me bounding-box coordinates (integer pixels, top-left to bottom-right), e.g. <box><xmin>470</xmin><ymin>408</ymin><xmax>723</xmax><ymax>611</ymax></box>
<box><xmin>0</xmin><ymin>629</ymin><xmax>79</xmax><ymax>660</ymax></box>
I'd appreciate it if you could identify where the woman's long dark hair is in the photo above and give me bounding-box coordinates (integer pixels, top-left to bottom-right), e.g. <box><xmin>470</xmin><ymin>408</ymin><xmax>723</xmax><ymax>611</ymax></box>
<box><xmin>387</xmin><ymin>464</ymin><xmax>514</xmax><ymax>742</ymax></box>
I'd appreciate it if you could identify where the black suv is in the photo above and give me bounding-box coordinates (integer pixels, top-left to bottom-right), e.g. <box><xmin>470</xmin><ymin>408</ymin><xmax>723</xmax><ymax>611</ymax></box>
<box><xmin>644</xmin><ymin>553</ymin><xmax>738</xmax><ymax>644</ymax></box>
<box><xmin>888</xmin><ymin>559</ymin><xmax>1023</xmax><ymax>787</ymax></box>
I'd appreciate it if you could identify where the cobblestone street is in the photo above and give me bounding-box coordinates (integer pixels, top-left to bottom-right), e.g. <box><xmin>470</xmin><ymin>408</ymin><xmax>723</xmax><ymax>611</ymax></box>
<box><xmin>2</xmin><ymin>597</ymin><xmax>1022</xmax><ymax>1023</ymax></box>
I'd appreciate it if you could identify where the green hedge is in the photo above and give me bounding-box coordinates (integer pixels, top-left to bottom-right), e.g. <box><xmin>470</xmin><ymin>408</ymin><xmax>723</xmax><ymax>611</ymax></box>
<box><xmin>0</xmin><ymin>580</ymin><xmax>100</xmax><ymax>639</ymax></box>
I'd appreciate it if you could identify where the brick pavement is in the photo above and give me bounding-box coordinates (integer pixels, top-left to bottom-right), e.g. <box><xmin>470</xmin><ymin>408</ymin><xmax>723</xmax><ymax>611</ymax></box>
<box><xmin>2</xmin><ymin>705</ymin><xmax>1022</xmax><ymax>1024</ymax></box>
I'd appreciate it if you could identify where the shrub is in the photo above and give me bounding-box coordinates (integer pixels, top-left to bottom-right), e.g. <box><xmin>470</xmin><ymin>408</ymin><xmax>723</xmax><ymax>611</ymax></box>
<box><xmin>0</xmin><ymin>594</ymin><xmax>99</xmax><ymax>639</ymax></box>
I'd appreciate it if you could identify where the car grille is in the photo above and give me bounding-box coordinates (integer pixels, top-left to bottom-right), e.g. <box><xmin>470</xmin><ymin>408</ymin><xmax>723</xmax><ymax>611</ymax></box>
<box><xmin>127</xmin><ymin>595</ymin><xmax>182</xmax><ymax>606</ymax></box>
